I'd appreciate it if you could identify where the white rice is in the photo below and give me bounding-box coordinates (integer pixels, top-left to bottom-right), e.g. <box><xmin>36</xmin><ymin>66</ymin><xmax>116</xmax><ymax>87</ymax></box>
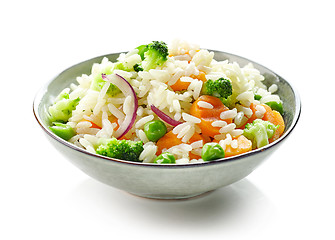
<box><xmin>76</xmin><ymin>136</ymin><xmax>95</xmax><ymax>153</ymax></box>
<box><xmin>180</xmin><ymin>76</ymin><xmax>193</xmax><ymax>82</ymax></box>
<box><xmin>190</xmin><ymin>140</ymin><xmax>203</xmax><ymax>149</ymax></box>
<box><xmin>139</xmin><ymin>142</ymin><xmax>157</xmax><ymax>163</ymax></box>
<box><xmin>123</xmin><ymin>95</ymin><xmax>133</xmax><ymax>115</ymax></box>
<box><xmin>51</xmin><ymin>39</ymin><xmax>283</xmax><ymax>164</ymax></box>
<box><xmin>76</xmin><ymin>121</ymin><xmax>92</xmax><ymax>128</ymax></box>
<box><xmin>137</xmin><ymin>129</ymin><xmax>149</xmax><ymax>143</ymax></box>
<box><xmin>181</xmin><ymin>126</ymin><xmax>195</xmax><ymax>143</ymax></box>
<box><xmin>234</xmin><ymin>111</ymin><xmax>248</xmax><ymax>127</ymax></box>
<box><xmin>174</xmin><ymin>112</ymin><xmax>182</xmax><ymax>121</ymax></box>
<box><xmin>255</xmin><ymin>105</ymin><xmax>266</xmax><ymax>118</ymax></box>
<box><xmin>260</xmin><ymin>94</ymin><xmax>281</xmax><ymax>104</ymax></box>
<box><xmin>219</xmin><ymin>133</ymin><xmax>233</xmax><ymax>150</ymax></box>
<box><xmin>168</xmin><ymin>68</ymin><xmax>184</xmax><ymax>85</ymax></box>
<box><xmin>230</xmin><ymin>129</ymin><xmax>244</xmax><ymax>137</ymax></box>
<box><xmin>219</xmin><ymin>123</ymin><xmax>237</xmax><ymax>134</ymax></box>
<box><xmin>98</xmin><ymin>118</ymin><xmax>114</xmax><ymax>138</ymax></box>
<box><xmin>108</xmin><ymin>103</ymin><xmax>125</xmax><ymax>120</ymax></box>
<box><xmin>220</xmin><ymin>108</ymin><xmax>237</xmax><ymax>120</ymax></box>
<box><xmin>268</xmin><ymin>84</ymin><xmax>278</xmax><ymax>93</ymax></box>
<box><xmin>211</xmin><ymin>120</ymin><xmax>227</xmax><ymax>128</ymax></box>
<box><xmin>172</xmin><ymin>122</ymin><xmax>188</xmax><ymax>135</ymax></box>
<box><xmin>176</xmin><ymin>158</ymin><xmax>190</xmax><ymax>164</ymax></box>
<box><xmin>236</xmin><ymin>105</ymin><xmax>253</xmax><ymax>118</ymax></box>
<box><xmin>197</xmin><ymin>101</ymin><xmax>213</xmax><ymax>109</ymax></box>
<box><xmin>177</xmin><ymin>124</ymin><xmax>191</xmax><ymax>139</ymax></box>
<box><xmin>135</xmin><ymin>115</ymin><xmax>154</xmax><ymax>129</ymax></box>
<box><xmin>231</xmin><ymin>139</ymin><xmax>238</xmax><ymax>149</ymax></box>
<box><xmin>182</xmin><ymin>113</ymin><xmax>201</xmax><ymax>123</ymax></box>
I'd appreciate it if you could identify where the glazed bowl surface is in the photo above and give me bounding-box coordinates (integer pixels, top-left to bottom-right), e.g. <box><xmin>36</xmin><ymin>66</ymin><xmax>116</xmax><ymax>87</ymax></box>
<box><xmin>33</xmin><ymin>50</ymin><xmax>301</xmax><ymax>199</ymax></box>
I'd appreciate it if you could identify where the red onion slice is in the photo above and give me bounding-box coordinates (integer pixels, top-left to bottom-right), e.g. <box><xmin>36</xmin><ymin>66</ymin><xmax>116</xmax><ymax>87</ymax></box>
<box><xmin>151</xmin><ymin>105</ymin><xmax>182</xmax><ymax>127</ymax></box>
<box><xmin>102</xmin><ymin>73</ymin><xmax>138</xmax><ymax>139</ymax></box>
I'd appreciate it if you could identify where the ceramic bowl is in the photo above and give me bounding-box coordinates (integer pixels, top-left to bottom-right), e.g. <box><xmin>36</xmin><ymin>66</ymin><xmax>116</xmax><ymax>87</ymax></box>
<box><xmin>33</xmin><ymin>50</ymin><xmax>301</xmax><ymax>199</ymax></box>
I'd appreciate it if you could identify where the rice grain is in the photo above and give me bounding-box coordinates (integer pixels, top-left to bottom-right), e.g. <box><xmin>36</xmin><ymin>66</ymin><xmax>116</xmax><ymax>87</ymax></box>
<box><xmin>197</xmin><ymin>101</ymin><xmax>213</xmax><ymax>109</ymax></box>
<box><xmin>182</xmin><ymin>113</ymin><xmax>201</xmax><ymax>123</ymax></box>
<box><xmin>135</xmin><ymin>115</ymin><xmax>154</xmax><ymax>129</ymax></box>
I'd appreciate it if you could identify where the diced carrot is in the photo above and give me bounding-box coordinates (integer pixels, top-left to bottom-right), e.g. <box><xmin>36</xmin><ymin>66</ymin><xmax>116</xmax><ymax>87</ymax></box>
<box><xmin>191</xmin><ymin>71</ymin><xmax>207</xmax><ymax>82</ymax></box>
<box><xmin>190</xmin><ymin>95</ymin><xmax>232</xmax><ymax>137</ymax></box>
<box><xmin>156</xmin><ymin>131</ymin><xmax>205</xmax><ymax>158</ymax></box>
<box><xmin>224</xmin><ymin>135</ymin><xmax>252</xmax><ymax>158</ymax></box>
<box><xmin>170</xmin><ymin>71</ymin><xmax>207</xmax><ymax>92</ymax></box>
<box><xmin>262</xmin><ymin>104</ymin><xmax>285</xmax><ymax>142</ymax></box>
<box><xmin>188</xmin><ymin>153</ymin><xmax>201</xmax><ymax>160</ymax></box>
<box><xmin>189</xmin><ymin>132</ymin><xmax>205</xmax><ymax>143</ymax></box>
<box><xmin>170</xmin><ymin>79</ymin><xmax>191</xmax><ymax>92</ymax></box>
<box><xmin>156</xmin><ymin>131</ymin><xmax>181</xmax><ymax>155</ymax></box>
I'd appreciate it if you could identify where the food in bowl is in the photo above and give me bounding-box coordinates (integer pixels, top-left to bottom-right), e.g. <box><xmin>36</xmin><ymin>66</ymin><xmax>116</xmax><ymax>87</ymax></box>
<box><xmin>47</xmin><ymin>39</ymin><xmax>285</xmax><ymax>164</ymax></box>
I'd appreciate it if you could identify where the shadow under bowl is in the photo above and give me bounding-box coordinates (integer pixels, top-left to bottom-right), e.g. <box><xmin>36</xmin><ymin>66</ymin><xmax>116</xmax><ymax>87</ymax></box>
<box><xmin>33</xmin><ymin>50</ymin><xmax>301</xmax><ymax>199</ymax></box>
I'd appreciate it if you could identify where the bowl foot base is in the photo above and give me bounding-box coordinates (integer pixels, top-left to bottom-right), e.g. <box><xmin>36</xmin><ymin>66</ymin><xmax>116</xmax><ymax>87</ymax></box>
<box><xmin>127</xmin><ymin>190</ymin><xmax>214</xmax><ymax>200</ymax></box>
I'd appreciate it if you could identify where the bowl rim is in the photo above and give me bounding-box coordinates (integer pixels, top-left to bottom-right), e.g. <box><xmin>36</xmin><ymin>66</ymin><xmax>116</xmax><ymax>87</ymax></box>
<box><xmin>33</xmin><ymin>50</ymin><xmax>301</xmax><ymax>169</ymax></box>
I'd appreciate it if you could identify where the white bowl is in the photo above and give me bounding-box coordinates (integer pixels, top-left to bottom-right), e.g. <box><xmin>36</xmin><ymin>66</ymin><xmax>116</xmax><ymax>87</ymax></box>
<box><xmin>33</xmin><ymin>50</ymin><xmax>301</xmax><ymax>199</ymax></box>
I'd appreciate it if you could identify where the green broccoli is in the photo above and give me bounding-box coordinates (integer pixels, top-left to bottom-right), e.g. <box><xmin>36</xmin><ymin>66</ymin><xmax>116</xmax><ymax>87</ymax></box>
<box><xmin>265</xmin><ymin>101</ymin><xmax>284</xmax><ymax>115</ymax></box>
<box><xmin>243</xmin><ymin>119</ymin><xmax>279</xmax><ymax>149</ymax></box>
<box><xmin>48</xmin><ymin>91</ymin><xmax>80</xmax><ymax>123</ymax></box>
<box><xmin>220</xmin><ymin>95</ymin><xmax>234</xmax><ymax>109</ymax></box>
<box><xmin>202</xmin><ymin>78</ymin><xmax>233</xmax><ymax>99</ymax></box>
<box><xmin>133</xmin><ymin>63</ymin><xmax>143</xmax><ymax>72</ymax></box>
<box><xmin>49</xmin><ymin>122</ymin><xmax>76</xmax><ymax>141</ymax></box>
<box><xmin>136</xmin><ymin>44</ymin><xmax>149</xmax><ymax>60</ymax></box>
<box><xmin>136</xmin><ymin>41</ymin><xmax>168</xmax><ymax>71</ymax></box>
<box><xmin>96</xmin><ymin>138</ymin><xmax>144</xmax><ymax>162</ymax></box>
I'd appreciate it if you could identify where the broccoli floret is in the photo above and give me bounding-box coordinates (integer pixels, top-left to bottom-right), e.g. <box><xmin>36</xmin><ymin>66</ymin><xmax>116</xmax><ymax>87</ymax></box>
<box><xmin>133</xmin><ymin>63</ymin><xmax>143</xmax><ymax>72</ymax></box>
<box><xmin>49</xmin><ymin>122</ymin><xmax>76</xmax><ymax>141</ymax></box>
<box><xmin>265</xmin><ymin>101</ymin><xmax>284</xmax><ymax>115</ymax></box>
<box><xmin>243</xmin><ymin>119</ymin><xmax>279</xmax><ymax>149</ymax></box>
<box><xmin>136</xmin><ymin>44</ymin><xmax>149</xmax><ymax>60</ymax></box>
<box><xmin>140</xmin><ymin>41</ymin><xmax>168</xmax><ymax>71</ymax></box>
<box><xmin>220</xmin><ymin>95</ymin><xmax>234</xmax><ymax>109</ymax></box>
<box><xmin>48</xmin><ymin>92</ymin><xmax>80</xmax><ymax>123</ymax></box>
<box><xmin>96</xmin><ymin>138</ymin><xmax>144</xmax><ymax>162</ymax></box>
<box><xmin>202</xmin><ymin>78</ymin><xmax>233</xmax><ymax>99</ymax></box>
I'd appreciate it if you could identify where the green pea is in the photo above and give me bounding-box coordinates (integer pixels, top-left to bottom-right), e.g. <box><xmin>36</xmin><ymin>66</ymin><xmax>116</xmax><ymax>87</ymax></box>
<box><xmin>143</xmin><ymin>120</ymin><xmax>167</xmax><ymax>142</ymax></box>
<box><xmin>265</xmin><ymin>101</ymin><xmax>283</xmax><ymax>115</ymax></box>
<box><xmin>201</xmin><ymin>143</ymin><xmax>225</xmax><ymax>161</ymax></box>
<box><xmin>154</xmin><ymin>152</ymin><xmax>176</xmax><ymax>164</ymax></box>
<box><xmin>49</xmin><ymin>122</ymin><xmax>76</xmax><ymax>141</ymax></box>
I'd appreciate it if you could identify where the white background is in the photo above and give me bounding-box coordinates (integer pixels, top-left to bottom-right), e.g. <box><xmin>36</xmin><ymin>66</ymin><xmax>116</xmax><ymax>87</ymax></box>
<box><xmin>1</xmin><ymin>0</ymin><xmax>334</xmax><ymax>239</ymax></box>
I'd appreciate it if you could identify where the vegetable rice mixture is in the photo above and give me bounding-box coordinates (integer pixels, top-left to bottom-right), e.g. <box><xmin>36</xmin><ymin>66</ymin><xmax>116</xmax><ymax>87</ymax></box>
<box><xmin>48</xmin><ymin>40</ymin><xmax>285</xmax><ymax>164</ymax></box>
